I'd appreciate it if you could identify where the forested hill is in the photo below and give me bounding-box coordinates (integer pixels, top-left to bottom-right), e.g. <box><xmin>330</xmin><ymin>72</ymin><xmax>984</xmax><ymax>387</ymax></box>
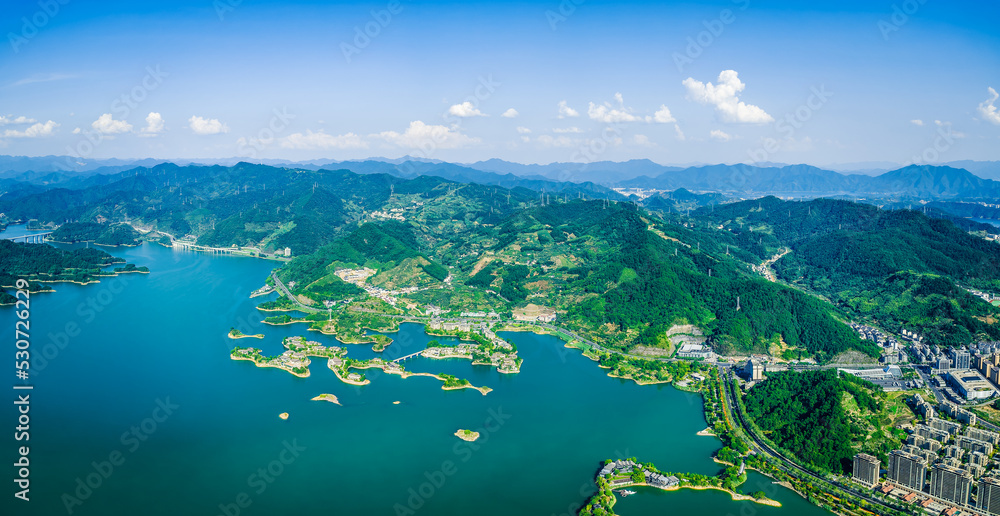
<box><xmin>695</xmin><ymin>197</ymin><xmax>1000</xmax><ymax>346</ymax></box>
<box><xmin>290</xmin><ymin>195</ymin><xmax>877</xmax><ymax>361</ymax></box>
<box><xmin>0</xmin><ymin>163</ymin><xmax>546</xmax><ymax>255</ymax></box>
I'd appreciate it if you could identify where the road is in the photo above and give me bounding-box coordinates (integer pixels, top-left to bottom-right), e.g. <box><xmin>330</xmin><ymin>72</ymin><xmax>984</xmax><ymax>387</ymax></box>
<box><xmin>722</xmin><ymin>370</ymin><xmax>910</xmax><ymax>516</ymax></box>
<box><xmin>270</xmin><ymin>271</ymin><xmax>322</xmax><ymax>313</ymax></box>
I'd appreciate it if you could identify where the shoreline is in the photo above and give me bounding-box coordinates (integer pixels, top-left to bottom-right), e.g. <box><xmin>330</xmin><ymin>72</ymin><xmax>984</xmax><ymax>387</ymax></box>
<box><xmin>231</xmin><ymin>354</ymin><xmax>309</xmax><ymax>378</ymax></box>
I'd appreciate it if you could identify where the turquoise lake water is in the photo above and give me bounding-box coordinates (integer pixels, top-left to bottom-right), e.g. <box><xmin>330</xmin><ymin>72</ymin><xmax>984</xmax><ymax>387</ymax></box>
<box><xmin>1</xmin><ymin>233</ymin><xmax>830</xmax><ymax>515</ymax></box>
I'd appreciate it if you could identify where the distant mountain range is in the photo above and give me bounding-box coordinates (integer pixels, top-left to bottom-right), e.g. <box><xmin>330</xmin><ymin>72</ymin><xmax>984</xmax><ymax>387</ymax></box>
<box><xmin>2</xmin><ymin>155</ymin><xmax>1000</xmax><ymax>200</ymax></box>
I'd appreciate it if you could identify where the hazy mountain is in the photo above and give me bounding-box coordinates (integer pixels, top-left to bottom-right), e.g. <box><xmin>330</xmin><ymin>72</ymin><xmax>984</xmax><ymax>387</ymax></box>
<box><xmin>466</xmin><ymin>158</ymin><xmax>684</xmax><ymax>184</ymax></box>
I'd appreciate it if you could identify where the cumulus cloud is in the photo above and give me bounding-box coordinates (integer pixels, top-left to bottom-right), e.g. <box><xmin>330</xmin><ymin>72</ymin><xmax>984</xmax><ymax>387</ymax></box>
<box><xmin>501</xmin><ymin>108</ymin><xmax>519</xmax><ymax>118</ymax></box>
<box><xmin>557</xmin><ymin>100</ymin><xmax>579</xmax><ymax>118</ymax></box>
<box><xmin>140</xmin><ymin>112</ymin><xmax>164</xmax><ymax>137</ymax></box>
<box><xmin>588</xmin><ymin>92</ymin><xmax>644</xmax><ymax>123</ymax></box>
<box><xmin>674</xmin><ymin>125</ymin><xmax>686</xmax><ymax>141</ymax></box>
<box><xmin>552</xmin><ymin>127</ymin><xmax>582</xmax><ymax>133</ymax></box>
<box><xmin>279</xmin><ymin>130</ymin><xmax>368</xmax><ymax>149</ymax></box>
<box><xmin>632</xmin><ymin>134</ymin><xmax>655</xmax><ymax>147</ymax></box>
<box><xmin>92</xmin><ymin>113</ymin><xmax>133</xmax><ymax>134</ymax></box>
<box><xmin>375</xmin><ymin>120</ymin><xmax>480</xmax><ymax>149</ymax></box>
<box><xmin>2</xmin><ymin>120</ymin><xmax>59</xmax><ymax>138</ymax></box>
<box><xmin>0</xmin><ymin>115</ymin><xmax>37</xmax><ymax>126</ymax></box>
<box><xmin>910</xmin><ymin>119</ymin><xmax>924</xmax><ymax>126</ymax></box>
<box><xmin>448</xmin><ymin>101</ymin><xmax>487</xmax><ymax>118</ymax></box>
<box><xmin>934</xmin><ymin>120</ymin><xmax>966</xmax><ymax>138</ymax></box>
<box><xmin>710</xmin><ymin>129</ymin><xmax>732</xmax><ymax>142</ymax></box>
<box><xmin>980</xmin><ymin>87</ymin><xmax>1000</xmax><ymax>125</ymax></box>
<box><xmin>188</xmin><ymin>115</ymin><xmax>229</xmax><ymax>135</ymax></box>
<box><xmin>683</xmin><ymin>70</ymin><xmax>773</xmax><ymax>123</ymax></box>
<box><xmin>516</xmin><ymin>126</ymin><xmax>532</xmax><ymax>134</ymax></box>
<box><xmin>653</xmin><ymin>105</ymin><xmax>676</xmax><ymax>124</ymax></box>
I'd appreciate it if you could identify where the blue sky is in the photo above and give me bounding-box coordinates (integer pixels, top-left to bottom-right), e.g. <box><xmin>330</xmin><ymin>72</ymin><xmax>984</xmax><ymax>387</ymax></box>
<box><xmin>1</xmin><ymin>0</ymin><xmax>998</xmax><ymax>166</ymax></box>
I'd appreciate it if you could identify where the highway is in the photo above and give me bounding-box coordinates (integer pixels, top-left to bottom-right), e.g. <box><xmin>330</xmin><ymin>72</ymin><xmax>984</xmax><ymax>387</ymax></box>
<box><xmin>721</xmin><ymin>370</ymin><xmax>911</xmax><ymax>516</ymax></box>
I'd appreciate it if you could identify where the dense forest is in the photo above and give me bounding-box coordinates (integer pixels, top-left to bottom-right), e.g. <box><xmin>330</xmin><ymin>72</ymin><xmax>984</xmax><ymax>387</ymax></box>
<box><xmin>745</xmin><ymin>370</ymin><xmax>879</xmax><ymax>473</ymax></box>
<box><xmin>50</xmin><ymin>222</ymin><xmax>142</xmax><ymax>246</ymax></box>
<box><xmin>0</xmin><ymin>240</ymin><xmax>128</xmax><ymax>288</ymax></box>
<box><xmin>695</xmin><ymin>197</ymin><xmax>1000</xmax><ymax>346</ymax></box>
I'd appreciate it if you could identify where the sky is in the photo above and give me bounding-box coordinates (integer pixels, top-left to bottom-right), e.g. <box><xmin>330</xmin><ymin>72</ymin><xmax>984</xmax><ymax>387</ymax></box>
<box><xmin>1</xmin><ymin>0</ymin><xmax>999</xmax><ymax>167</ymax></box>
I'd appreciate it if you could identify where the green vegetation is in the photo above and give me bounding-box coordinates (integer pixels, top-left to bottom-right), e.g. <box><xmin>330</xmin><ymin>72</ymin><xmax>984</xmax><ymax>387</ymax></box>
<box><xmin>0</xmin><ymin>239</ymin><xmax>129</xmax><ymax>289</ymax></box>
<box><xmin>742</xmin><ymin>369</ymin><xmax>909</xmax><ymax>473</ymax></box>
<box><xmin>697</xmin><ymin>197</ymin><xmax>1000</xmax><ymax>347</ymax></box>
<box><xmin>50</xmin><ymin>222</ymin><xmax>142</xmax><ymax>246</ymax></box>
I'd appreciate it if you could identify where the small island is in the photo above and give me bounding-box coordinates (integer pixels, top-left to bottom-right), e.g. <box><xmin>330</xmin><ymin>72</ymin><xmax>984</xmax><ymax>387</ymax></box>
<box><xmin>228</xmin><ymin>328</ymin><xmax>264</xmax><ymax>339</ymax></box>
<box><xmin>454</xmin><ymin>429</ymin><xmax>480</xmax><ymax>442</ymax></box>
<box><xmin>311</xmin><ymin>393</ymin><xmax>341</xmax><ymax>405</ymax></box>
<box><xmin>279</xmin><ymin>412</ymin><xmax>289</xmax><ymax>420</ymax></box>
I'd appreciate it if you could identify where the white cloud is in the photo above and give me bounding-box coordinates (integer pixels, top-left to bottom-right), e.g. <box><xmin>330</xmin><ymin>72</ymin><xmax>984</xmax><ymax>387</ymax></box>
<box><xmin>72</xmin><ymin>127</ymin><xmax>81</xmax><ymax>134</ymax></box>
<box><xmin>653</xmin><ymin>105</ymin><xmax>676</xmax><ymax>124</ymax></box>
<box><xmin>375</xmin><ymin>120</ymin><xmax>480</xmax><ymax>149</ymax></box>
<box><xmin>557</xmin><ymin>100</ymin><xmax>579</xmax><ymax>118</ymax></box>
<box><xmin>2</xmin><ymin>120</ymin><xmax>59</xmax><ymax>138</ymax></box>
<box><xmin>516</xmin><ymin>126</ymin><xmax>532</xmax><ymax>134</ymax></box>
<box><xmin>632</xmin><ymin>134</ymin><xmax>655</xmax><ymax>147</ymax></box>
<box><xmin>0</xmin><ymin>115</ymin><xmax>37</xmax><ymax>126</ymax></box>
<box><xmin>536</xmin><ymin>134</ymin><xmax>575</xmax><ymax>148</ymax></box>
<box><xmin>448</xmin><ymin>101</ymin><xmax>487</xmax><ymax>118</ymax></box>
<box><xmin>140</xmin><ymin>112</ymin><xmax>164</xmax><ymax>137</ymax></box>
<box><xmin>682</xmin><ymin>70</ymin><xmax>773</xmax><ymax>123</ymax></box>
<box><xmin>553</xmin><ymin>127</ymin><xmax>582</xmax><ymax>133</ymax></box>
<box><xmin>710</xmin><ymin>129</ymin><xmax>732</xmax><ymax>142</ymax></box>
<box><xmin>588</xmin><ymin>92</ymin><xmax>643</xmax><ymax>123</ymax></box>
<box><xmin>934</xmin><ymin>120</ymin><xmax>966</xmax><ymax>138</ymax></box>
<box><xmin>979</xmin><ymin>87</ymin><xmax>1000</xmax><ymax>125</ymax></box>
<box><xmin>910</xmin><ymin>119</ymin><xmax>924</xmax><ymax>126</ymax></box>
<box><xmin>674</xmin><ymin>125</ymin><xmax>686</xmax><ymax>141</ymax></box>
<box><xmin>188</xmin><ymin>115</ymin><xmax>229</xmax><ymax>135</ymax></box>
<box><xmin>500</xmin><ymin>108</ymin><xmax>519</xmax><ymax>118</ymax></box>
<box><xmin>91</xmin><ymin>113</ymin><xmax>132</xmax><ymax>134</ymax></box>
<box><xmin>279</xmin><ymin>130</ymin><xmax>368</xmax><ymax>149</ymax></box>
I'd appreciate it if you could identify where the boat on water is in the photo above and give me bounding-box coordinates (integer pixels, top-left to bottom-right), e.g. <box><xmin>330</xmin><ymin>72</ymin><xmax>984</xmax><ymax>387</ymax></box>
<box><xmin>616</xmin><ymin>489</ymin><xmax>637</xmax><ymax>497</ymax></box>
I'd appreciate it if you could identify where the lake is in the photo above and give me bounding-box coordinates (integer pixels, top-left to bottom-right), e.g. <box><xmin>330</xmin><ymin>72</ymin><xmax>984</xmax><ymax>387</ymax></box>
<box><xmin>1</xmin><ymin>231</ymin><xmax>829</xmax><ymax>515</ymax></box>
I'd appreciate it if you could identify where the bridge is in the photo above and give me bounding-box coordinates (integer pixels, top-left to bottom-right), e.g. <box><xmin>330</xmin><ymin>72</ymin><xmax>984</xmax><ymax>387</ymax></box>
<box><xmin>392</xmin><ymin>351</ymin><xmax>424</xmax><ymax>363</ymax></box>
<box><xmin>4</xmin><ymin>232</ymin><xmax>52</xmax><ymax>243</ymax></box>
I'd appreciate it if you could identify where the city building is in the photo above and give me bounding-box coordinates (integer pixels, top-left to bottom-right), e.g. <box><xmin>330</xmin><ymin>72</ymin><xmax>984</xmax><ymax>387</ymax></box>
<box><xmin>953</xmin><ymin>349</ymin><xmax>972</xmax><ymax>370</ymax></box>
<box><xmin>947</xmin><ymin>370</ymin><xmax>998</xmax><ymax>401</ymax></box>
<box><xmin>979</xmin><ymin>476</ymin><xmax>1000</xmax><ymax>515</ymax></box>
<box><xmin>969</xmin><ymin>427</ymin><xmax>1000</xmax><ymax>446</ymax></box>
<box><xmin>936</xmin><ymin>356</ymin><xmax>952</xmax><ymax>372</ymax></box>
<box><xmin>888</xmin><ymin>450</ymin><xmax>927</xmax><ymax>491</ymax></box>
<box><xmin>957</xmin><ymin>436</ymin><xmax>994</xmax><ymax>456</ymax></box>
<box><xmin>929</xmin><ymin>418</ymin><xmax>964</xmax><ymax>436</ymax></box>
<box><xmin>852</xmin><ymin>453</ymin><xmax>880</xmax><ymax>487</ymax></box>
<box><xmin>930</xmin><ymin>463</ymin><xmax>972</xmax><ymax>506</ymax></box>
<box><xmin>743</xmin><ymin>359</ymin><xmax>764</xmax><ymax>381</ymax></box>
<box><xmin>915</xmin><ymin>424</ymin><xmax>951</xmax><ymax>443</ymax></box>
<box><xmin>941</xmin><ymin>401</ymin><xmax>978</xmax><ymax>425</ymax></box>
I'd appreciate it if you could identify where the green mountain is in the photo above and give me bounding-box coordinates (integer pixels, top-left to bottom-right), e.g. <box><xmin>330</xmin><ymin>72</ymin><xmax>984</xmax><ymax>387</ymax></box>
<box><xmin>696</xmin><ymin>197</ymin><xmax>1000</xmax><ymax>346</ymax></box>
